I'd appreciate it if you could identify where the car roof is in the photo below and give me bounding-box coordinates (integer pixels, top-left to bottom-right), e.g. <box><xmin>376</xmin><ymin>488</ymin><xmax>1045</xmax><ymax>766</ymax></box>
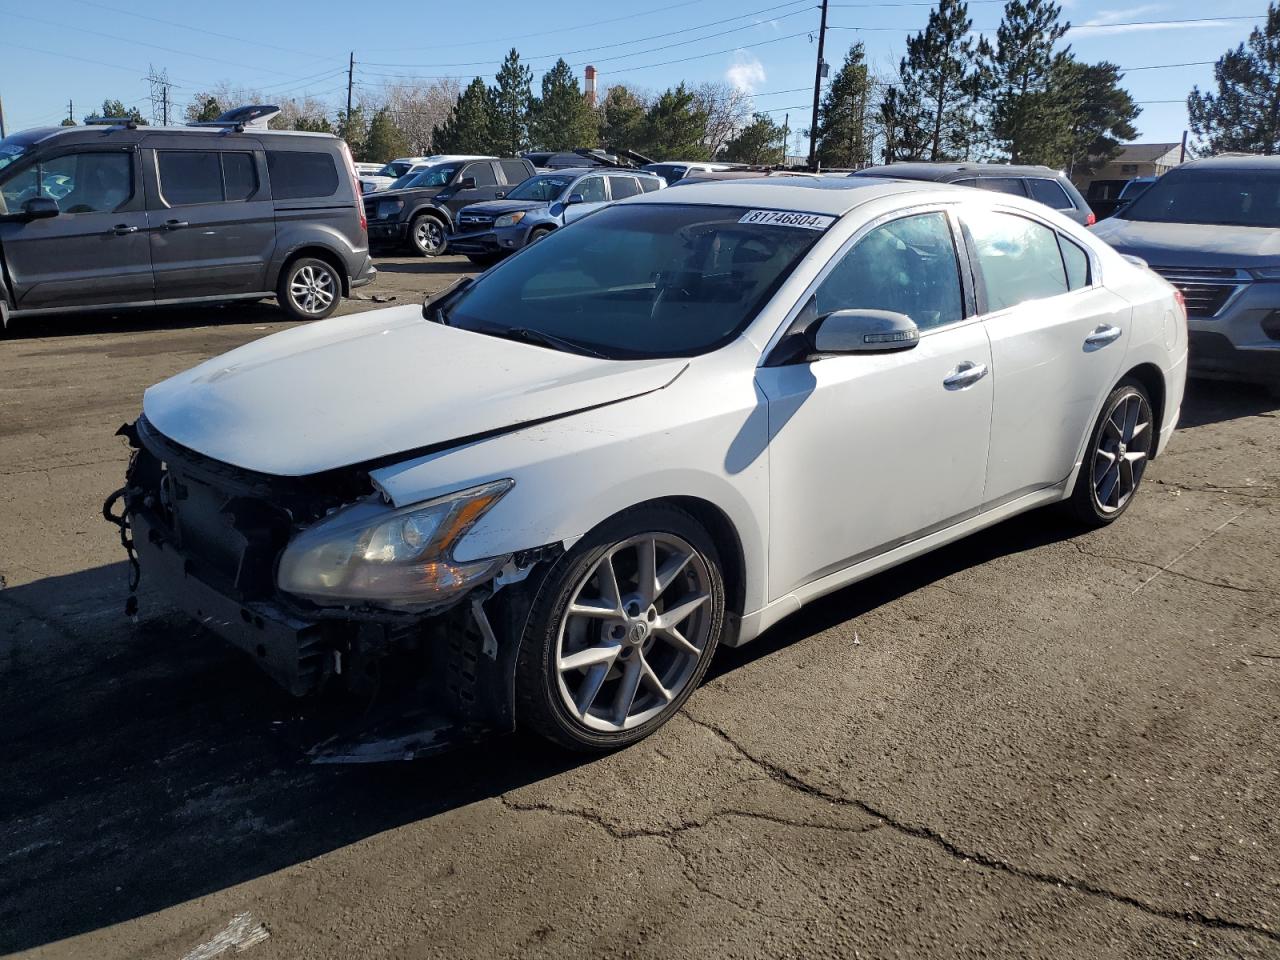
<box><xmin>535</xmin><ymin>166</ymin><xmax>661</xmax><ymax>178</ymax></box>
<box><xmin>855</xmin><ymin>162</ymin><xmax>1062</xmax><ymax>181</ymax></box>
<box><xmin>16</xmin><ymin>123</ymin><xmax>339</xmax><ymax>149</ymax></box>
<box><xmin>626</xmin><ymin>175</ymin><xmax>951</xmax><ymax>216</ymax></box>
<box><xmin>1180</xmin><ymin>154</ymin><xmax>1280</xmax><ymax>172</ymax></box>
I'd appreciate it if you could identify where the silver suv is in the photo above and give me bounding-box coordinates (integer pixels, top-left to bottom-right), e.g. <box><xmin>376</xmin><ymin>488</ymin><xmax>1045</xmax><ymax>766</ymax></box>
<box><xmin>1092</xmin><ymin>156</ymin><xmax>1280</xmax><ymax>389</ymax></box>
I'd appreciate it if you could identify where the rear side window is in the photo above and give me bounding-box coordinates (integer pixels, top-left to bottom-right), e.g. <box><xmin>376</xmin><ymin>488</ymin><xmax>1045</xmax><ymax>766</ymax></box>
<box><xmin>575</xmin><ymin>176</ymin><xmax>606</xmax><ymax>202</ymax></box>
<box><xmin>222</xmin><ymin>152</ymin><xmax>257</xmax><ymax>201</ymax></box>
<box><xmin>1027</xmin><ymin>177</ymin><xmax>1075</xmax><ymax>210</ymax></box>
<box><xmin>965</xmin><ymin>210</ymin><xmax>1067</xmax><ymax>312</ymax></box>
<box><xmin>968</xmin><ymin>177</ymin><xmax>1028</xmax><ymax>197</ymax></box>
<box><xmin>463</xmin><ymin>162</ymin><xmax>497</xmax><ymax>187</ymax></box>
<box><xmin>158</xmin><ymin>151</ymin><xmax>222</xmax><ymax>205</ymax></box>
<box><xmin>267</xmin><ymin>150</ymin><xmax>339</xmax><ymax>200</ymax></box>
<box><xmin>607</xmin><ymin>175</ymin><xmax>642</xmax><ymax>199</ymax></box>
<box><xmin>499</xmin><ymin>160</ymin><xmax>531</xmax><ymax>185</ymax></box>
<box><xmin>638</xmin><ymin>177</ymin><xmax>662</xmax><ymax>193</ymax></box>
<box><xmin>1058</xmin><ymin>235</ymin><xmax>1091</xmax><ymax>290</ymax></box>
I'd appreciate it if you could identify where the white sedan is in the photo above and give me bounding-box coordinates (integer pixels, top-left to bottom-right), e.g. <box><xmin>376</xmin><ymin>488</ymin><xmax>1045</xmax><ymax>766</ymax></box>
<box><xmin>115</xmin><ymin>178</ymin><xmax>1187</xmax><ymax>752</ymax></box>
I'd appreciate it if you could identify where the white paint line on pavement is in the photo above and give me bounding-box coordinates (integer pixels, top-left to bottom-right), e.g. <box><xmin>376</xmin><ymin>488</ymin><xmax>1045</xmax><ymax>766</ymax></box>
<box><xmin>1131</xmin><ymin>510</ymin><xmax>1247</xmax><ymax>595</ymax></box>
<box><xmin>179</xmin><ymin>912</ymin><xmax>270</xmax><ymax>959</ymax></box>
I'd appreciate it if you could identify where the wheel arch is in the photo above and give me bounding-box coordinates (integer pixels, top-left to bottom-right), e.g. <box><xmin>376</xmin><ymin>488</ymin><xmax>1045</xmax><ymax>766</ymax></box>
<box><xmin>409</xmin><ymin>203</ymin><xmax>451</xmax><ymax>230</ymax></box>
<box><xmin>278</xmin><ymin>244</ymin><xmax>350</xmax><ymax>296</ymax></box>
<box><xmin>1121</xmin><ymin>362</ymin><xmax>1166</xmax><ymax>459</ymax></box>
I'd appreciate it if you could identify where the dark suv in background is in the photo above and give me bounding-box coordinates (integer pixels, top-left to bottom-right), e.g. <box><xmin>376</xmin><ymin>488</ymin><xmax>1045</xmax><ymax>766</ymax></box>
<box><xmin>364</xmin><ymin>157</ymin><xmax>536</xmax><ymax>256</ymax></box>
<box><xmin>0</xmin><ymin>106</ymin><xmax>373</xmax><ymax>326</ymax></box>
<box><xmin>853</xmin><ymin>162</ymin><xmax>1095</xmax><ymax>226</ymax></box>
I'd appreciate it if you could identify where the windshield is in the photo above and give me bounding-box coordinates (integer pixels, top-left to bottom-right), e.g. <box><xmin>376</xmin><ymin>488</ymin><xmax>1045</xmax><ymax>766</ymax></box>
<box><xmin>507</xmin><ymin>174</ymin><xmax>572</xmax><ymax>201</ymax></box>
<box><xmin>444</xmin><ymin>203</ymin><xmax>827</xmax><ymax>359</ymax></box>
<box><xmin>393</xmin><ymin>162</ymin><xmax>460</xmax><ymax>191</ymax></box>
<box><xmin>0</xmin><ymin>139</ymin><xmax>29</xmax><ymax>174</ymax></box>
<box><xmin>1121</xmin><ymin>169</ymin><xmax>1280</xmax><ymax>227</ymax></box>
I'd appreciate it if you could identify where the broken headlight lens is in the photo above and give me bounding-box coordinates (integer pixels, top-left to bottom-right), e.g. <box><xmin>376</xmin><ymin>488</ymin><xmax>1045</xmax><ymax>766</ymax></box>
<box><xmin>277</xmin><ymin>479</ymin><xmax>513</xmax><ymax>608</ymax></box>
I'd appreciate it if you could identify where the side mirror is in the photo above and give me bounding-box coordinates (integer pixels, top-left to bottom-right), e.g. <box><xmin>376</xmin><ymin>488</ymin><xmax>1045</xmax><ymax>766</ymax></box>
<box><xmin>566</xmin><ymin>193</ymin><xmax>585</xmax><ymax>206</ymax></box>
<box><xmin>810</xmin><ymin>309</ymin><xmax>919</xmax><ymax>354</ymax></box>
<box><xmin>457</xmin><ymin>176</ymin><xmax>477</xmax><ymax>190</ymax></box>
<box><xmin>21</xmin><ymin>197</ymin><xmax>59</xmax><ymax>221</ymax></box>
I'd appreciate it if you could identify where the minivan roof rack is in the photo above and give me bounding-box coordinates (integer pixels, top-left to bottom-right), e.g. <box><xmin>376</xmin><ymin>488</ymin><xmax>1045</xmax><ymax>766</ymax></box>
<box><xmin>189</xmin><ymin>104</ymin><xmax>281</xmax><ymax>132</ymax></box>
<box><xmin>84</xmin><ymin>117</ymin><xmax>140</xmax><ymax>129</ymax></box>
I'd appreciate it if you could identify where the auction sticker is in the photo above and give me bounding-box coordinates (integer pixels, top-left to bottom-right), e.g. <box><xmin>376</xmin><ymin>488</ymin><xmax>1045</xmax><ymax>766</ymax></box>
<box><xmin>739</xmin><ymin>209</ymin><xmax>835</xmax><ymax>230</ymax></box>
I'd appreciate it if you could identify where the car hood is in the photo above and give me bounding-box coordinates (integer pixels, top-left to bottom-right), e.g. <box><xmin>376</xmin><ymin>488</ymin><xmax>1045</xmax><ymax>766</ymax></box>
<box><xmin>1091</xmin><ymin>217</ymin><xmax>1280</xmax><ymax>268</ymax></box>
<box><xmin>459</xmin><ymin>199</ymin><xmax>548</xmax><ymax>216</ymax></box>
<box><xmin>142</xmin><ymin>305</ymin><xmax>686</xmax><ymax>477</ymax></box>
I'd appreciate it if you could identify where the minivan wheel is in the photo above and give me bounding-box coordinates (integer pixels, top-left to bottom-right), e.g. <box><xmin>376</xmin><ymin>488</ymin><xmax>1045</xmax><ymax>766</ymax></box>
<box><xmin>1068</xmin><ymin>378</ymin><xmax>1154</xmax><ymax>526</ymax></box>
<box><xmin>278</xmin><ymin>257</ymin><xmax>341</xmax><ymax>321</ymax></box>
<box><xmin>515</xmin><ymin>505</ymin><xmax>725</xmax><ymax>752</ymax></box>
<box><xmin>410</xmin><ymin>214</ymin><xmax>447</xmax><ymax>257</ymax></box>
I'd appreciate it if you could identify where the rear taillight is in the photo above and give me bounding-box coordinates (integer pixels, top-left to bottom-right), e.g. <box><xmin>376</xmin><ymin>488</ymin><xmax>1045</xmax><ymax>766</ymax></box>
<box><xmin>339</xmin><ymin>142</ymin><xmax>367</xmax><ymax>233</ymax></box>
<box><xmin>1085</xmin><ymin>212</ymin><xmax>1097</xmax><ymax>226</ymax></box>
<box><xmin>1173</xmin><ymin>288</ymin><xmax>1187</xmax><ymax>323</ymax></box>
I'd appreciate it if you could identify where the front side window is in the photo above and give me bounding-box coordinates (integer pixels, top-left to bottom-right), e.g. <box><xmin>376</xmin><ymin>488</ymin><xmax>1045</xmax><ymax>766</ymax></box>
<box><xmin>575</xmin><ymin>176</ymin><xmax>606</xmax><ymax>203</ymax></box>
<box><xmin>0</xmin><ymin>152</ymin><xmax>132</xmax><ymax>214</ymax></box>
<box><xmin>1120</xmin><ymin>168</ymin><xmax>1280</xmax><ymax>228</ymax></box>
<box><xmin>965</xmin><ymin>210</ymin><xmax>1068</xmax><ymax>312</ymax></box>
<box><xmin>462</xmin><ymin>162</ymin><xmax>496</xmax><ymax>187</ymax></box>
<box><xmin>398</xmin><ymin>162</ymin><xmax>460</xmax><ymax>190</ymax></box>
<box><xmin>607</xmin><ymin>175</ymin><xmax>642</xmax><ymax>199</ymax></box>
<box><xmin>814</xmin><ymin>212</ymin><xmax>963</xmax><ymax>332</ymax></box>
<box><xmin>443</xmin><ymin>203</ymin><xmax>825</xmax><ymax>359</ymax></box>
<box><xmin>507</xmin><ymin>174</ymin><xmax>571</xmax><ymax>201</ymax></box>
<box><xmin>267</xmin><ymin>150</ymin><xmax>339</xmax><ymax>199</ymax></box>
<box><xmin>1027</xmin><ymin>177</ymin><xmax>1075</xmax><ymax>210</ymax></box>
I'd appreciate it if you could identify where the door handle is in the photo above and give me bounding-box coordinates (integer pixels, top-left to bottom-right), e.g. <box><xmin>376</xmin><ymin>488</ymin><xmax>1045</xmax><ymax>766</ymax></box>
<box><xmin>113</xmin><ymin>224</ymin><xmax>138</xmax><ymax>235</ymax></box>
<box><xmin>943</xmin><ymin>361</ymin><xmax>989</xmax><ymax>390</ymax></box>
<box><xmin>163</xmin><ymin>219</ymin><xmax>189</xmax><ymax>230</ymax></box>
<box><xmin>1084</xmin><ymin>324</ymin><xmax>1123</xmax><ymax>347</ymax></box>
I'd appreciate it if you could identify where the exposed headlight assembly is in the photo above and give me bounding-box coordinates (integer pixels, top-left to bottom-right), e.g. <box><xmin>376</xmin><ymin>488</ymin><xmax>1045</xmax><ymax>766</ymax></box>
<box><xmin>376</xmin><ymin>198</ymin><xmax>404</xmax><ymax>219</ymax></box>
<box><xmin>277</xmin><ymin>479</ymin><xmax>513</xmax><ymax>609</ymax></box>
<box><xmin>494</xmin><ymin>211</ymin><xmax>526</xmax><ymax>228</ymax></box>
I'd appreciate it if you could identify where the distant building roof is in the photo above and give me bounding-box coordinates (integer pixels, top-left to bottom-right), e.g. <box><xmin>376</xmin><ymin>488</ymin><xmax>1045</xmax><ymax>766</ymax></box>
<box><xmin>1111</xmin><ymin>142</ymin><xmax>1181</xmax><ymax>163</ymax></box>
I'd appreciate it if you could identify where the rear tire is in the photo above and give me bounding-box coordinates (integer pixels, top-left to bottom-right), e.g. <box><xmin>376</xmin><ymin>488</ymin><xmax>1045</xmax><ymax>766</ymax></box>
<box><xmin>515</xmin><ymin>505</ymin><xmax>725</xmax><ymax>752</ymax></box>
<box><xmin>409</xmin><ymin>213</ymin><xmax>447</xmax><ymax>257</ymax></box>
<box><xmin>1068</xmin><ymin>378</ymin><xmax>1154</xmax><ymax>527</ymax></box>
<box><xmin>277</xmin><ymin>257</ymin><xmax>341</xmax><ymax>322</ymax></box>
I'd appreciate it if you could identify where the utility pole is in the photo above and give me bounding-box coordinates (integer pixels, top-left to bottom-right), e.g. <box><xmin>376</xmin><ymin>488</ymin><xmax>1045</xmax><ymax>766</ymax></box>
<box><xmin>346</xmin><ymin>51</ymin><xmax>355</xmax><ymax>120</ymax></box>
<box><xmin>0</xmin><ymin>95</ymin><xmax>7</xmax><ymax>138</ymax></box>
<box><xmin>68</xmin><ymin>100</ymin><xmax>74</xmax><ymax>125</ymax></box>
<box><xmin>1179</xmin><ymin>129</ymin><xmax>1188</xmax><ymax>164</ymax></box>
<box><xmin>808</xmin><ymin>0</ymin><xmax>829</xmax><ymax>171</ymax></box>
<box><xmin>781</xmin><ymin>113</ymin><xmax>790</xmax><ymax>167</ymax></box>
<box><xmin>162</xmin><ymin>85</ymin><xmax>169</xmax><ymax>126</ymax></box>
<box><xmin>146</xmin><ymin>66</ymin><xmax>173</xmax><ymax>126</ymax></box>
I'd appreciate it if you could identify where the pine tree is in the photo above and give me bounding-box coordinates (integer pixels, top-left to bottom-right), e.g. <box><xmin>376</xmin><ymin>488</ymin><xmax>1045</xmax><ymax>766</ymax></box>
<box><xmin>601</xmin><ymin>85</ymin><xmax>647</xmax><ymax>151</ymax></box>
<box><xmin>815</xmin><ymin>43</ymin><xmax>873</xmax><ymax>167</ymax></box>
<box><xmin>433</xmin><ymin>78</ymin><xmax>497</xmax><ymax>154</ymax></box>
<box><xmin>490</xmin><ymin>48</ymin><xmax>533</xmax><ymax>156</ymax></box>
<box><xmin>88</xmin><ymin>99</ymin><xmax>144</xmax><ymax>123</ymax></box>
<box><xmin>897</xmin><ymin>0</ymin><xmax>981</xmax><ymax>161</ymax></box>
<box><xmin>335</xmin><ymin>104</ymin><xmax>368</xmax><ymax>158</ymax></box>
<box><xmin>1050</xmin><ymin>56</ymin><xmax>1140</xmax><ymax>173</ymax></box>
<box><xmin>980</xmin><ymin>0</ymin><xmax>1070</xmax><ymax>161</ymax></box>
<box><xmin>1188</xmin><ymin>2</ymin><xmax>1280</xmax><ymax>154</ymax></box>
<box><xmin>880</xmin><ymin>85</ymin><xmax>932</xmax><ymax>162</ymax></box>
<box><xmin>530</xmin><ymin>59</ymin><xmax>598</xmax><ymax>150</ymax></box>
<box><xmin>191</xmin><ymin>96</ymin><xmax>222</xmax><ymax>123</ymax></box>
<box><xmin>364</xmin><ymin>107</ymin><xmax>410</xmax><ymax>162</ymax></box>
<box><xmin>639</xmin><ymin>84</ymin><xmax>710</xmax><ymax>160</ymax></box>
<box><xmin>721</xmin><ymin>112</ymin><xmax>785</xmax><ymax>164</ymax></box>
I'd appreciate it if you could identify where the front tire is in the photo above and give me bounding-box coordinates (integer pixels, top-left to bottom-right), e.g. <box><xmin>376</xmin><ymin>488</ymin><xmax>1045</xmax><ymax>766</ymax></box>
<box><xmin>1068</xmin><ymin>378</ymin><xmax>1154</xmax><ymax>526</ymax></box>
<box><xmin>515</xmin><ymin>505</ymin><xmax>725</xmax><ymax>752</ymax></box>
<box><xmin>410</xmin><ymin>213</ymin><xmax>447</xmax><ymax>257</ymax></box>
<box><xmin>277</xmin><ymin>257</ymin><xmax>341</xmax><ymax>321</ymax></box>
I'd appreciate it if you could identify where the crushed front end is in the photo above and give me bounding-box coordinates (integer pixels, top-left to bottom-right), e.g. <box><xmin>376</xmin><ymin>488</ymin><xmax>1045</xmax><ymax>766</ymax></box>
<box><xmin>105</xmin><ymin>416</ymin><xmax>559</xmax><ymax>753</ymax></box>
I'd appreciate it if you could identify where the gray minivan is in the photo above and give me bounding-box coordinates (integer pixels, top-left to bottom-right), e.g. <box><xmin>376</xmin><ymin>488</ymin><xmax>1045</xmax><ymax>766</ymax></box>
<box><xmin>0</xmin><ymin>106</ymin><xmax>374</xmax><ymax>326</ymax></box>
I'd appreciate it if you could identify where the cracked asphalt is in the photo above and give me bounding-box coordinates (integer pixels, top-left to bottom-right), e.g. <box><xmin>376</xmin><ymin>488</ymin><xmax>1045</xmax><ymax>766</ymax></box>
<box><xmin>1</xmin><ymin>256</ymin><xmax>1278</xmax><ymax>959</ymax></box>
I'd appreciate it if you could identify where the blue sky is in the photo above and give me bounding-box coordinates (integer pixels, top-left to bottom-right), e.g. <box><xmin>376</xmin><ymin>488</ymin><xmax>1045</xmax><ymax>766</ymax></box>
<box><xmin>0</xmin><ymin>0</ymin><xmax>1268</xmax><ymax>149</ymax></box>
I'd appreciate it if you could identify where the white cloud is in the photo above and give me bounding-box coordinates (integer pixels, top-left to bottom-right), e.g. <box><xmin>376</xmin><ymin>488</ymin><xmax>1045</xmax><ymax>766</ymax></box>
<box><xmin>1080</xmin><ymin>4</ymin><xmax>1164</xmax><ymax>24</ymax></box>
<box><xmin>726</xmin><ymin>52</ymin><xmax>767</xmax><ymax>93</ymax></box>
<box><xmin>1074</xmin><ymin>4</ymin><xmax>1236</xmax><ymax>34</ymax></box>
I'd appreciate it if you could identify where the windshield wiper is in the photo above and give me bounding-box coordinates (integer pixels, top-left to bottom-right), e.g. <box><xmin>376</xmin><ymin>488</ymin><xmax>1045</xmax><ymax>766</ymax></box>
<box><xmin>492</xmin><ymin>326</ymin><xmax>610</xmax><ymax>359</ymax></box>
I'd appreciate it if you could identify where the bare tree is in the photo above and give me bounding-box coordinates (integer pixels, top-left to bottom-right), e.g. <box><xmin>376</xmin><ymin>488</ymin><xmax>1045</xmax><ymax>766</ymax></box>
<box><xmin>692</xmin><ymin>81</ymin><xmax>753</xmax><ymax>158</ymax></box>
<box><xmin>377</xmin><ymin>78</ymin><xmax>462</xmax><ymax>155</ymax></box>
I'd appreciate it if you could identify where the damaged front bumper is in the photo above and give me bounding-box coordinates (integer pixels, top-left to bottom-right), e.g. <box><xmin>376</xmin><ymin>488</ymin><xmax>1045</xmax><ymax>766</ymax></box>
<box><xmin>107</xmin><ymin>417</ymin><xmax>560</xmax><ymax>753</ymax></box>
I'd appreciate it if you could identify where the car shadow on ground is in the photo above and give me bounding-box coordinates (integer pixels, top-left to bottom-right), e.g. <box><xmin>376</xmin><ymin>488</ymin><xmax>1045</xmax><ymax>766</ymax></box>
<box><xmin>369</xmin><ymin>257</ymin><xmax>480</xmax><ymax>276</ymax></box>
<box><xmin>1176</xmin><ymin>377</ymin><xmax>1278</xmax><ymax>428</ymax></box>
<box><xmin>0</xmin><ymin>381</ymin><xmax>1268</xmax><ymax>952</ymax></box>
<box><xmin>2</xmin><ymin>301</ymin><xmax>295</xmax><ymax>340</ymax></box>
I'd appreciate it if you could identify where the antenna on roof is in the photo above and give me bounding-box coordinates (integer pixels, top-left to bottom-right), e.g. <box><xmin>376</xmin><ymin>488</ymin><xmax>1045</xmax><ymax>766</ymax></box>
<box><xmin>189</xmin><ymin>104</ymin><xmax>280</xmax><ymax>132</ymax></box>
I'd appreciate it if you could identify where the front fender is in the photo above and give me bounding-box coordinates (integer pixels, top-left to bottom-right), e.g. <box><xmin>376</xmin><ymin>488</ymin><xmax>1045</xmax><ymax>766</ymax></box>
<box><xmin>369</xmin><ymin>345</ymin><xmax>771</xmax><ymax>617</ymax></box>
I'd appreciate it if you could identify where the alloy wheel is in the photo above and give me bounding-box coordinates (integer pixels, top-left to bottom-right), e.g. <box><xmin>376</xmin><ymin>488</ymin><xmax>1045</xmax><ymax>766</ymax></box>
<box><xmin>1092</xmin><ymin>390</ymin><xmax>1152</xmax><ymax>514</ymax></box>
<box><xmin>555</xmin><ymin>533</ymin><xmax>713</xmax><ymax>732</ymax></box>
<box><xmin>288</xmin><ymin>264</ymin><xmax>336</xmax><ymax>316</ymax></box>
<box><xmin>414</xmin><ymin>218</ymin><xmax>444</xmax><ymax>255</ymax></box>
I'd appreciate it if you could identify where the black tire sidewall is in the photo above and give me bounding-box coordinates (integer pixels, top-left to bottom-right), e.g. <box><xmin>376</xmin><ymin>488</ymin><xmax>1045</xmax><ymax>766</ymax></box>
<box><xmin>278</xmin><ymin>257</ymin><xmax>341</xmax><ymax>321</ymax></box>
<box><xmin>515</xmin><ymin>505</ymin><xmax>725</xmax><ymax>752</ymax></box>
<box><xmin>1071</xmin><ymin>378</ymin><xmax>1152</xmax><ymax>526</ymax></box>
<box><xmin>411</xmin><ymin>214</ymin><xmax>446</xmax><ymax>256</ymax></box>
